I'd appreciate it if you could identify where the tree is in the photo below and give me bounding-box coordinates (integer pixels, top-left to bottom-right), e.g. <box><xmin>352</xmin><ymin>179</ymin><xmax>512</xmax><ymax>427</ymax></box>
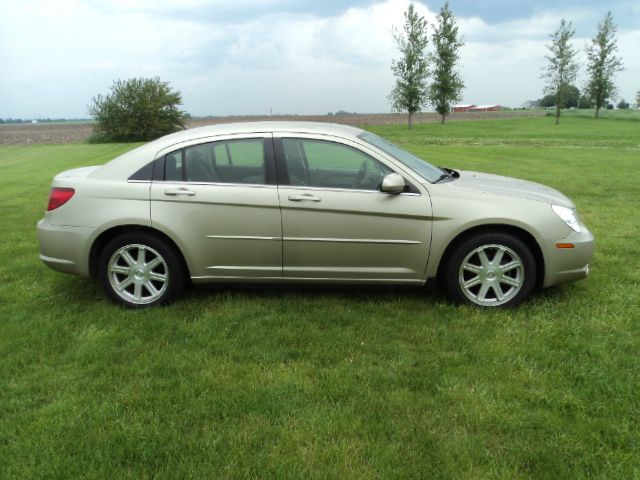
<box><xmin>579</xmin><ymin>94</ymin><xmax>595</xmax><ymax>109</ymax></box>
<box><xmin>585</xmin><ymin>12</ymin><xmax>623</xmax><ymax>119</ymax></box>
<box><xmin>88</xmin><ymin>77</ymin><xmax>187</xmax><ymax>142</ymax></box>
<box><xmin>428</xmin><ymin>2</ymin><xmax>465</xmax><ymax>124</ymax></box>
<box><xmin>539</xmin><ymin>94</ymin><xmax>556</xmax><ymax>108</ymax></box>
<box><xmin>563</xmin><ymin>85</ymin><xmax>581</xmax><ymax>108</ymax></box>
<box><xmin>541</xmin><ymin>19</ymin><xmax>578</xmax><ymax>125</ymax></box>
<box><xmin>538</xmin><ymin>85</ymin><xmax>581</xmax><ymax>109</ymax></box>
<box><xmin>636</xmin><ymin>90</ymin><xmax>640</xmax><ymax>109</ymax></box>
<box><xmin>616</xmin><ymin>99</ymin><xmax>629</xmax><ymax>109</ymax></box>
<box><xmin>389</xmin><ymin>4</ymin><xmax>429</xmax><ymax>128</ymax></box>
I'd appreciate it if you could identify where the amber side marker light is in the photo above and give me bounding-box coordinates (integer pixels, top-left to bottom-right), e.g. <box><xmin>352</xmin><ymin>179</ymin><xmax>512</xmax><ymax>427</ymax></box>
<box><xmin>556</xmin><ymin>243</ymin><xmax>575</xmax><ymax>249</ymax></box>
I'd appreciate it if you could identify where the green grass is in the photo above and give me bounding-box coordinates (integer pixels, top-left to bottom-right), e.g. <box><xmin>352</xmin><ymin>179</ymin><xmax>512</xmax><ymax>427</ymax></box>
<box><xmin>560</xmin><ymin>108</ymin><xmax>640</xmax><ymax>121</ymax></box>
<box><xmin>1</xmin><ymin>116</ymin><xmax>639</xmax><ymax>478</ymax></box>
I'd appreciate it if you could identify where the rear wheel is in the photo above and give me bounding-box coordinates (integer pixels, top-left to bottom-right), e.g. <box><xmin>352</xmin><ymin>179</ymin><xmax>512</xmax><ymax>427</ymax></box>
<box><xmin>98</xmin><ymin>233</ymin><xmax>185</xmax><ymax>308</ymax></box>
<box><xmin>443</xmin><ymin>232</ymin><xmax>537</xmax><ymax>308</ymax></box>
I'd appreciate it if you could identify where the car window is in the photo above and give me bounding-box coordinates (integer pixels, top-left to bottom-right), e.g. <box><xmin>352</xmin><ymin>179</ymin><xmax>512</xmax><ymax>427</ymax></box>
<box><xmin>164</xmin><ymin>150</ymin><xmax>183</xmax><ymax>182</ymax></box>
<box><xmin>282</xmin><ymin>138</ymin><xmax>393</xmax><ymax>190</ymax></box>
<box><xmin>358</xmin><ymin>132</ymin><xmax>443</xmax><ymax>183</ymax></box>
<box><xmin>213</xmin><ymin>143</ymin><xmax>230</xmax><ymax>165</ymax></box>
<box><xmin>165</xmin><ymin>139</ymin><xmax>266</xmax><ymax>184</ymax></box>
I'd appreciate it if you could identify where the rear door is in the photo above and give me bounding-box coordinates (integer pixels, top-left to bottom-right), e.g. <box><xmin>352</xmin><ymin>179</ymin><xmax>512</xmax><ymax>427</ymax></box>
<box><xmin>150</xmin><ymin>135</ymin><xmax>282</xmax><ymax>279</ymax></box>
<box><xmin>274</xmin><ymin>134</ymin><xmax>432</xmax><ymax>282</ymax></box>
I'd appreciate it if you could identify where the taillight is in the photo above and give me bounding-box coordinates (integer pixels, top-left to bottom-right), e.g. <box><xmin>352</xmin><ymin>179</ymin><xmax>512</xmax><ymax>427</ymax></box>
<box><xmin>47</xmin><ymin>187</ymin><xmax>75</xmax><ymax>211</ymax></box>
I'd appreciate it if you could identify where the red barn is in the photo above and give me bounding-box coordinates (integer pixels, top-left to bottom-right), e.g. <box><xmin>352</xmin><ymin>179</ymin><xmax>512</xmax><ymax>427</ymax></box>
<box><xmin>452</xmin><ymin>104</ymin><xmax>475</xmax><ymax>112</ymax></box>
<box><xmin>469</xmin><ymin>104</ymin><xmax>502</xmax><ymax>112</ymax></box>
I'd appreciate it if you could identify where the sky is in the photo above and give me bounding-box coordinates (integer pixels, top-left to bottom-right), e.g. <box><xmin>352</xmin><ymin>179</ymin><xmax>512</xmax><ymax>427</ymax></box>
<box><xmin>1</xmin><ymin>0</ymin><xmax>638</xmax><ymax>118</ymax></box>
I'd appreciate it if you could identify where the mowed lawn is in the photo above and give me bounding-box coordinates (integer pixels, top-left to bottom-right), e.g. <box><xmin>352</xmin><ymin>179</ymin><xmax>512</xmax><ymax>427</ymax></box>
<box><xmin>1</xmin><ymin>116</ymin><xmax>639</xmax><ymax>479</ymax></box>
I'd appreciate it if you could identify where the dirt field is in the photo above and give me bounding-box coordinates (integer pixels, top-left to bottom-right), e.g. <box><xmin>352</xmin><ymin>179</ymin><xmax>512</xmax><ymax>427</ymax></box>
<box><xmin>0</xmin><ymin>111</ymin><xmax>546</xmax><ymax>145</ymax></box>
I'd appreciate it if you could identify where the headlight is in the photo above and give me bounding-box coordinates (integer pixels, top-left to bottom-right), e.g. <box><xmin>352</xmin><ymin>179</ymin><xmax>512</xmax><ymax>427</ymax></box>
<box><xmin>552</xmin><ymin>204</ymin><xmax>584</xmax><ymax>233</ymax></box>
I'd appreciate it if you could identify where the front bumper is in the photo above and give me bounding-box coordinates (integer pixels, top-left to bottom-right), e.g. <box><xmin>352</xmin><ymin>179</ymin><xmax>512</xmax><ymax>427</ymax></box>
<box><xmin>37</xmin><ymin>218</ymin><xmax>94</xmax><ymax>277</ymax></box>
<box><xmin>538</xmin><ymin>228</ymin><xmax>595</xmax><ymax>288</ymax></box>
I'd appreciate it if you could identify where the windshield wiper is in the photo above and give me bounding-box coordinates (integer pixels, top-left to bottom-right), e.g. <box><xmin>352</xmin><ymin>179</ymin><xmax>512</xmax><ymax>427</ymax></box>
<box><xmin>433</xmin><ymin>167</ymin><xmax>459</xmax><ymax>183</ymax></box>
<box><xmin>433</xmin><ymin>172</ymin><xmax>450</xmax><ymax>183</ymax></box>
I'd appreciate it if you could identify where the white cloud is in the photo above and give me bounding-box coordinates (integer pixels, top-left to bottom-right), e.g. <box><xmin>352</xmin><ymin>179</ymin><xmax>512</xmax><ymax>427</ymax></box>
<box><xmin>617</xmin><ymin>30</ymin><xmax>640</xmax><ymax>101</ymax></box>
<box><xmin>0</xmin><ymin>0</ymin><xmax>638</xmax><ymax>117</ymax></box>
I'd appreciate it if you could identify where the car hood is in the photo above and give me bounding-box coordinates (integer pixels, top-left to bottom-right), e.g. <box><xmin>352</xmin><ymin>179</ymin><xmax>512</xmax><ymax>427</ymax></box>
<box><xmin>447</xmin><ymin>170</ymin><xmax>575</xmax><ymax>207</ymax></box>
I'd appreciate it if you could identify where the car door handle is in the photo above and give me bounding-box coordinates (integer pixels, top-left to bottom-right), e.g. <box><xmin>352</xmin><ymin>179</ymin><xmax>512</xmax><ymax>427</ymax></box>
<box><xmin>164</xmin><ymin>188</ymin><xmax>196</xmax><ymax>196</ymax></box>
<box><xmin>288</xmin><ymin>194</ymin><xmax>321</xmax><ymax>202</ymax></box>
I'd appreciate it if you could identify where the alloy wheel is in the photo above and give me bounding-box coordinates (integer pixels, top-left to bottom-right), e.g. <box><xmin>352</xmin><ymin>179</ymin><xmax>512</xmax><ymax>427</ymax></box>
<box><xmin>107</xmin><ymin>244</ymin><xmax>169</xmax><ymax>305</ymax></box>
<box><xmin>458</xmin><ymin>243</ymin><xmax>525</xmax><ymax>306</ymax></box>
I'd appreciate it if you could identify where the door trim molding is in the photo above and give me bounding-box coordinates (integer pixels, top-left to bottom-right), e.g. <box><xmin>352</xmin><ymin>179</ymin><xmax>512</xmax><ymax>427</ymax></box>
<box><xmin>283</xmin><ymin>236</ymin><xmax>422</xmax><ymax>244</ymax></box>
<box><xmin>205</xmin><ymin>235</ymin><xmax>281</xmax><ymax>241</ymax></box>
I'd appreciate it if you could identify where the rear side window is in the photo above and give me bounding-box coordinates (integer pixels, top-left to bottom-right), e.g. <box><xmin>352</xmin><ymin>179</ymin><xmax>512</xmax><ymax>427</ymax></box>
<box><xmin>164</xmin><ymin>151</ymin><xmax>183</xmax><ymax>182</ymax></box>
<box><xmin>128</xmin><ymin>161</ymin><xmax>154</xmax><ymax>181</ymax></box>
<box><xmin>164</xmin><ymin>139</ymin><xmax>267</xmax><ymax>184</ymax></box>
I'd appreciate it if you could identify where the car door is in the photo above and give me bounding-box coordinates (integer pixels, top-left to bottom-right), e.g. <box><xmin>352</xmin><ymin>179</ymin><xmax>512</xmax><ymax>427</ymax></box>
<box><xmin>274</xmin><ymin>134</ymin><xmax>432</xmax><ymax>282</ymax></box>
<box><xmin>150</xmin><ymin>135</ymin><xmax>282</xmax><ymax>279</ymax></box>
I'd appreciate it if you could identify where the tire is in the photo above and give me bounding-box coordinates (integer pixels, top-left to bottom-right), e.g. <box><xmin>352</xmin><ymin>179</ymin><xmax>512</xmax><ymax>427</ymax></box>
<box><xmin>443</xmin><ymin>232</ymin><xmax>537</xmax><ymax>308</ymax></box>
<box><xmin>98</xmin><ymin>232</ymin><xmax>185</xmax><ymax>308</ymax></box>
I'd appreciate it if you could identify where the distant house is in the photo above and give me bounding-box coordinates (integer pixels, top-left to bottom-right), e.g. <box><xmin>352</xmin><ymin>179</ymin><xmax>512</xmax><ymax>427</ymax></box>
<box><xmin>469</xmin><ymin>104</ymin><xmax>502</xmax><ymax>112</ymax></box>
<box><xmin>452</xmin><ymin>104</ymin><xmax>475</xmax><ymax>113</ymax></box>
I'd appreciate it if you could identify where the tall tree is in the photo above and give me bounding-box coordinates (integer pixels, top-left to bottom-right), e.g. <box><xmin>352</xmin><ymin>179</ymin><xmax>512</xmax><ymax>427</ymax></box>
<box><xmin>585</xmin><ymin>12</ymin><xmax>623</xmax><ymax>119</ymax></box>
<box><xmin>541</xmin><ymin>19</ymin><xmax>578</xmax><ymax>125</ymax></box>
<box><xmin>635</xmin><ymin>90</ymin><xmax>640</xmax><ymax>109</ymax></box>
<box><xmin>428</xmin><ymin>2</ymin><xmax>465</xmax><ymax>124</ymax></box>
<box><xmin>389</xmin><ymin>4</ymin><xmax>429</xmax><ymax>128</ymax></box>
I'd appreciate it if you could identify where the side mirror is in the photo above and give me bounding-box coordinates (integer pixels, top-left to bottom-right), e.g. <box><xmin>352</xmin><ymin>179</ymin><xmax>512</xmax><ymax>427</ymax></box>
<box><xmin>380</xmin><ymin>173</ymin><xmax>405</xmax><ymax>194</ymax></box>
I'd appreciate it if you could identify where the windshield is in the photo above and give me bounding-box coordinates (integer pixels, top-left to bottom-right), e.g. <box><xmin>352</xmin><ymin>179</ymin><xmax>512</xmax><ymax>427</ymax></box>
<box><xmin>358</xmin><ymin>132</ymin><xmax>444</xmax><ymax>183</ymax></box>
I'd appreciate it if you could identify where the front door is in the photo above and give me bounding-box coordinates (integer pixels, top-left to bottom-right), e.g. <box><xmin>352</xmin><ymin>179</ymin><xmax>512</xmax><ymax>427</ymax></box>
<box><xmin>275</xmin><ymin>135</ymin><xmax>432</xmax><ymax>283</ymax></box>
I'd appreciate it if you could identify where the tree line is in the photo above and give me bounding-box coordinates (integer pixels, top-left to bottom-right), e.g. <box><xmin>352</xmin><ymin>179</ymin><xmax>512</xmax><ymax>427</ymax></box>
<box><xmin>532</xmin><ymin>88</ymin><xmax>632</xmax><ymax>111</ymax></box>
<box><xmin>0</xmin><ymin>118</ymin><xmax>90</xmax><ymax>124</ymax></box>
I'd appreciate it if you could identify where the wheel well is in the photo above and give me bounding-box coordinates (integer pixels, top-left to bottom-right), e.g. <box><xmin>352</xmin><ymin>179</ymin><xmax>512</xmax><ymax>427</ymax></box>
<box><xmin>89</xmin><ymin>225</ymin><xmax>190</xmax><ymax>279</ymax></box>
<box><xmin>435</xmin><ymin>224</ymin><xmax>545</xmax><ymax>289</ymax></box>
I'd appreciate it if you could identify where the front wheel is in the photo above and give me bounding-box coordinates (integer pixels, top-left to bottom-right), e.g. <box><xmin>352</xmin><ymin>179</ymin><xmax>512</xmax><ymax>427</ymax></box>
<box><xmin>98</xmin><ymin>233</ymin><xmax>185</xmax><ymax>308</ymax></box>
<box><xmin>443</xmin><ymin>232</ymin><xmax>537</xmax><ymax>308</ymax></box>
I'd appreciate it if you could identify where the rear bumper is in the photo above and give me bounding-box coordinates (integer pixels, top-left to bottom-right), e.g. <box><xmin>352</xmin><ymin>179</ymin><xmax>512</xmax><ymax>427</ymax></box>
<box><xmin>37</xmin><ymin>218</ymin><xmax>94</xmax><ymax>277</ymax></box>
<box><xmin>538</xmin><ymin>229</ymin><xmax>595</xmax><ymax>288</ymax></box>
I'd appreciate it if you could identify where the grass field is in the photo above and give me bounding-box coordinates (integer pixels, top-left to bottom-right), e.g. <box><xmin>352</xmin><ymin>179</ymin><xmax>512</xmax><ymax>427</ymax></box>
<box><xmin>561</xmin><ymin>108</ymin><xmax>640</xmax><ymax>121</ymax></box>
<box><xmin>1</xmin><ymin>116</ymin><xmax>639</xmax><ymax>478</ymax></box>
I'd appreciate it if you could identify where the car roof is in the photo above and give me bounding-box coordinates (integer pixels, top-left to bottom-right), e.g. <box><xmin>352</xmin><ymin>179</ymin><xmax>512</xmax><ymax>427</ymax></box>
<box><xmin>146</xmin><ymin>121</ymin><xmax>366</xmax><ymax>153</ymax></box>
<box><xmin>92</xmin><ymin>121</ymin><xmax>367</xmax><ymax>180</ymax></box>
<box><xmin>168</xmin><ymin>121</ymin><xmax>365</xmax><ymax>140</ymax></box>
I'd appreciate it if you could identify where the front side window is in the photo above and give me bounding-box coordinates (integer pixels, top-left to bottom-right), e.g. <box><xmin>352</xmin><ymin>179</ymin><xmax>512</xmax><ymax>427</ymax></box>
<box><xmin>282</xmin><ymin>138</ymin><xmax>393</xmax><ymax>190</ymax></box>
<box><xmin>164</xmin><ymin>138</ymin><xmax>266</xmax><ymax>184</ymax></box>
